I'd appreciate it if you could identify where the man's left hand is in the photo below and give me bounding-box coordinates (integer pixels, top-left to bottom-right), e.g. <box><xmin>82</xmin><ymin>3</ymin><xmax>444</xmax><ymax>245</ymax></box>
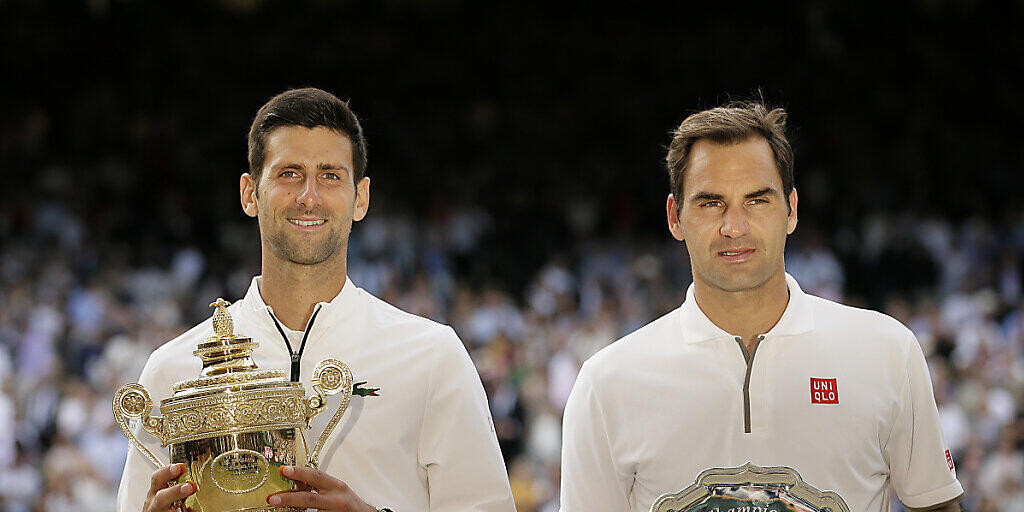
<box><xmin>267</xmin><ymin>466</ymin><xmax>376</xmax><ymax>512</ymax></box>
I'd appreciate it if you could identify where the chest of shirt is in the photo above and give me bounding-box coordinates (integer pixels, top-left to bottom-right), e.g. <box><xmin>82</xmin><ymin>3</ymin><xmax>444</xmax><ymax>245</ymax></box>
<box><xmin>242</xmin><ymin>322</ymin><xmax>436</xmax><ymax>508</ymax></box>
<box><xmin>247</xmin><ymin>326</ymin><xmax>431</xmax><ymax>438</ymax></box>
<box><xmin>608</xmin><ymin>335</ymin><xmax>901</xmax><ymax>510</ymax></box>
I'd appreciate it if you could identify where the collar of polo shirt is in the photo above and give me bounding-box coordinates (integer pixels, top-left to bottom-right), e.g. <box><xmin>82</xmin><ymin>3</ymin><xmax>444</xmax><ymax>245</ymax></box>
<box><xmin>678</xmin><ymin>272</ymin><xmax>815</xmax><ymax>344</ymax></box>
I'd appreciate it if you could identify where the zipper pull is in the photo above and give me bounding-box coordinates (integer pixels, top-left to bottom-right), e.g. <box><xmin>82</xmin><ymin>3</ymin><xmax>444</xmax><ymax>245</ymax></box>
<box><xmin>291</xmin><ymin>353</ymin><xmax>301</xmax><ymax>382</ymax></box>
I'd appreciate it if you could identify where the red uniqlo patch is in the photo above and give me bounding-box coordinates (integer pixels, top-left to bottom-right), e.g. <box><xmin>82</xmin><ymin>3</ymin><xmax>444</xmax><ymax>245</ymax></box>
<box><xmin>946</xmin><ymin>450</ymin><xmax>955</xmax><ymax>471</ymax></box>
<box><xmin>810</xmin><ymin>377</ymin><xmax>839</xmax><ymax>404</ymax></box>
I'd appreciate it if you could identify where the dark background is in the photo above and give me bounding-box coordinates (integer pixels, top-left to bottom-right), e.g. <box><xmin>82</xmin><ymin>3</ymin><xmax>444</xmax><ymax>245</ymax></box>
<box><xmin>4</xmin><ymin>1</ymin><xmax>1021</xmax><ymax>297</ymax></box>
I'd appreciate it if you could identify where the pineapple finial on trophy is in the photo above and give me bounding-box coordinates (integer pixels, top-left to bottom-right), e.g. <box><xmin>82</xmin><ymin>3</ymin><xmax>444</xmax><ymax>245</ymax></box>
<box><xmin>209</xmin><ymin>298</ymin><xmax>233</xmax><ymax>338</ymax></box>
<box><xmin>194</xmin><ymin>298</ymin><xmax>259</xmax><ymax>376</ymax></box>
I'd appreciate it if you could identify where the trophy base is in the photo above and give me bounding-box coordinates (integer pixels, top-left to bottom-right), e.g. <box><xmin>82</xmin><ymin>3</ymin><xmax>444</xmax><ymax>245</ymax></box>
<box><xmin>171</xmin><ymin>427</ymin><xmax>309</xmax><ymax>512</ymax></box>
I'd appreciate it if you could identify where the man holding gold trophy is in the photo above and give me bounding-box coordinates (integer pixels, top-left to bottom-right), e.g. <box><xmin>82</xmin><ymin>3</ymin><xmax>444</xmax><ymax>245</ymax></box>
<box><xmin>115</xmin><ymin>88</ymin><xmax>515</xmax><ymax>512</ymax></box>
<box><xmin>559</xmin><ymin>102</ymin><xmax>964</xmax><ymax>512</ymax></box>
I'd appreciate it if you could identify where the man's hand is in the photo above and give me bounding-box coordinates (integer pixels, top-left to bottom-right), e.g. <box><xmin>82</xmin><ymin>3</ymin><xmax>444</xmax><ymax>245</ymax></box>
<box><xmin>268</xmin><ymin>466</ymin><xmax>376</xmax><ymax>512</ymax></box>
<box><xmin>143</xmin><ymin>463</ymin><xmax>196</xmax><ymax>512</ymax></box>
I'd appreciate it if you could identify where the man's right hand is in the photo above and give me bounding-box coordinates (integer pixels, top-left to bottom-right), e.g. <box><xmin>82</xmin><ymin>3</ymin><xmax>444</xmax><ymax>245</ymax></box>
<box><xmin>142</xmin><ymin>463</ymin><xmax>196</xmax><ymax>512</ymax></box>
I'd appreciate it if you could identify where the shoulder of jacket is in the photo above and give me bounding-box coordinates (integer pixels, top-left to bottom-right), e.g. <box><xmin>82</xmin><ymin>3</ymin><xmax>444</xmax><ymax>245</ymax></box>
<box><xmin>358</xmin><ymin>288</ymin><xmax>455</xmax><ymax>339</ymax></box>
<box><xmin>806</xmin><ymin>294</ymin><xmax>918</xmax><ymax>354</ymax></box>
<box><xmin>143</xmin><ymin>317</ymin><xmax>212</xmax><ymax>372</ymax></box>
<box><xmin>583</xmin><ymin>308</ymin><xmax>679</xmax><ymax>379</ymax></box>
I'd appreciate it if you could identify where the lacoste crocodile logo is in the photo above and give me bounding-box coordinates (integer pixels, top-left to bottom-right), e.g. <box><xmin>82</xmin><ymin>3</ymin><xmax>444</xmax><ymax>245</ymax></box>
<box><xmin>352</xmin><ymin>381</ymin><xmax>380</xmax><ymax>397</ymax></box>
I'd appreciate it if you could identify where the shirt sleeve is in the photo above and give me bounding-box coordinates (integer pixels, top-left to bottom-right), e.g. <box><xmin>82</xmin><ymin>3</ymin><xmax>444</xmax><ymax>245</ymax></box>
<box><xmin>417</xmin><ymin>326</ymin><xmax>516</xmax><ymax>512</ymax></box>
<box><xmin>116</xmin><ymin>358</ymin><xmax>172</xmax><ymax>512</ymax></box>
<box><xmin>560</xmin><ymin>360</ymin><xmax>633</xmax><ymax>512</ymax></box>
<box><xmin>883</xmin><ymin>331</ymin><xmax>964</xmax><ymax>509</ymax></box>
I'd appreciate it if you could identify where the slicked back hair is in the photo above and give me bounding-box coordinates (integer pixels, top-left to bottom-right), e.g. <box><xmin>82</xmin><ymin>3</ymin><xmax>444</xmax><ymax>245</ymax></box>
<box><xmin>247</xmin><ymin>87</ymin><xmax>368</xmax><ymax>186</ymax></box>
<box><xmin>666</xmin><ymin>101</ymin><xmax>794</xmax><ymax>213</ymax></box>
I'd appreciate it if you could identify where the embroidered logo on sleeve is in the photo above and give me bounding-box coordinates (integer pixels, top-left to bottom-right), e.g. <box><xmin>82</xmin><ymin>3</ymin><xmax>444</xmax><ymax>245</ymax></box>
<box><xmin>810</xmin><ymin>377</ymin><xmax>839</xmax><ymax>404</ymax></box>
<box><xmin>945</xmin><ymin>450</ymin><xmax>955</xmax><ymax>471</ymax></box>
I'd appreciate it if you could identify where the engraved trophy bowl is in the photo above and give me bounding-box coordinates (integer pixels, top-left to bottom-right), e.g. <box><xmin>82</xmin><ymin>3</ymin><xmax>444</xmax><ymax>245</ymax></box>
<box><xmin>113</xmin><ymin>298</ymin><xmax>354</xmax><ymax>512</ymax></box>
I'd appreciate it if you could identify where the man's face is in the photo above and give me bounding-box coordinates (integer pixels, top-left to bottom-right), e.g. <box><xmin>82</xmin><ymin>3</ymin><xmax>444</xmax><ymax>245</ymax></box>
<box><xmin>240</xmin><ymin>125</ymin><xmax>369</xmax><ymax>266</ymax></box>
<box><xmin>666</xmin><ymin>137</ymin><xmax>797</xmax><ymax>293</ymax></box>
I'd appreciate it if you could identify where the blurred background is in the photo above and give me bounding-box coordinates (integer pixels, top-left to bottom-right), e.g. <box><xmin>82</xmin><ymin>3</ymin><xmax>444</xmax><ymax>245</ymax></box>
<box><xmin>1</xmin><ymin>1</ymin><xmax>1022</xmax><ymax>511</ymax></box>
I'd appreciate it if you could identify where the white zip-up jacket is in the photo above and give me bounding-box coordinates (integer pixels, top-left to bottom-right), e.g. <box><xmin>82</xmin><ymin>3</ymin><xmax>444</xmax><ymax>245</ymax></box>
<box><xmin>116</xmin><ymin>276</ymin><xmax>515</xmax><ymax>512</ymax></box>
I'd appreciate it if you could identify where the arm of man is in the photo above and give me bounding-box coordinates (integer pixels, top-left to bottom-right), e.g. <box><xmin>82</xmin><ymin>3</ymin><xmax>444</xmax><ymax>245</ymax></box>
<box><xmin>116</xmin><ymin>359</ymin><xmax>176</xmax><ymax>512</ymax></box>
<box><xmin>884</xmin><ymin>328</ymin><xmax>964</xmax><ymax>510</ymax></box>
<box><xmin>559</xmin><ymin>361</ymin><xmax>633</xmax><ymax>512</ymax></box>
<box><xmin>117</xmin><ymin>443</ymin><xmax>177</xmax><ymax>512</ymax></box>
<box><xmin>416</xmin><ymin>326</ymin><xmax>515</xmax><ymax>512</ymax></box>
<box><xmin>909</xmin><ymin>498</ymin><xmax>961</xmax><ymax>512</ymax></box>
<box><xmin>116</xmin><ymin>328</ymin><xmax>209</xmax><ymax>512</ymax></box>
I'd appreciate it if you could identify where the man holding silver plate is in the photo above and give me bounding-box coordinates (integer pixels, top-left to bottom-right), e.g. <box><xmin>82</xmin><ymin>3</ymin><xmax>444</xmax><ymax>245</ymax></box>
<box><xmin>116</xmin><ymin>88</ymin><xmax>515</xmax><ymax>512</ymax></box>
<box><xmin>559</xmin><ymin>102</ymin><xmax>964</xmax><ymax>512</ymax></box>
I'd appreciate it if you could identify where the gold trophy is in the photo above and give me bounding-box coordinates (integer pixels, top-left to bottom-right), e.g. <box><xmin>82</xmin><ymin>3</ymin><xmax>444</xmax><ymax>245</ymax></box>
<box><xmin>113</xmin><ymin>299</ymin><xmax>353</xmax><ymax>512</ymax></box>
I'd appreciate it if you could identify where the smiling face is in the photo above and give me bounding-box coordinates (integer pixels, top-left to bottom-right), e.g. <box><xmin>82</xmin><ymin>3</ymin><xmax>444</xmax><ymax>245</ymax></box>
<box><xmin>240</xmin><ymin>125</ymin><xmax>370</xmax><ymax>267</ymax></box>
<box><xmin>667</xmin><ymin>136</ymin><xmax>797</xmax><ymax>294</ymax></box>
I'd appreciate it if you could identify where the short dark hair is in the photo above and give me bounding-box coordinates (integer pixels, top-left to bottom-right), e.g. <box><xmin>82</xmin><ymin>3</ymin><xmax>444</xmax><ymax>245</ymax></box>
<box><xmin>666</xmin><ymin>101</ymin><xmax>794</xmax><ymax>212</ymax></box>
<box><xmin>247</xmin><ymin>87</ymin><xmax>368</xmax><ymax>185</ymax></box>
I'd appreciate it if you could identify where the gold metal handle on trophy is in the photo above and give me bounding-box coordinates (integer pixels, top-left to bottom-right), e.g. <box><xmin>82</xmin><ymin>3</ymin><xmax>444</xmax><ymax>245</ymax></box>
<box><xmin>112</xmin><ymin>383</ymin><xmax>166</xmax><ymax>469</ymax></box>
<box><xmin>305</xmin><ymin>359</ymin><xmax>354</xmax><ymax>468</ymax></box>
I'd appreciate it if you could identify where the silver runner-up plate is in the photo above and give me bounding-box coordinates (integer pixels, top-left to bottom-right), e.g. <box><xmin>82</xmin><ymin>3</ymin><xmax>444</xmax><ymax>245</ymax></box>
<box><xmin>650</xmin><ymin>462</ymin><xmax>851</xmax><ymax>512</ymax></box>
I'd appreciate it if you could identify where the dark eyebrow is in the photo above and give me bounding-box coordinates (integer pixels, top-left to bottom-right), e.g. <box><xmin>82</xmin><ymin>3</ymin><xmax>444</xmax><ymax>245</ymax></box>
<box><xmin>689</xmin><ymin>187</ymin><xmax>779</xmax><ymax>203</ymax></box>
<box><xmin>745</xmin><ymin>187</ymin><xmax>777</xmax><ymax>199</ymax></box>
<box><xmin>276</xmin><ymin>162</ymin><xmax>351</xmax><ymax>173</ymax></box>
<box><xmin>690</xmin><ymin>192</ymin><xmax>725</xmax><ymax>202</ymax></box>
<box><xmin>318</xmin><ymin>163</ymin><xmax>349</xmax><ymax>171</ymax></box>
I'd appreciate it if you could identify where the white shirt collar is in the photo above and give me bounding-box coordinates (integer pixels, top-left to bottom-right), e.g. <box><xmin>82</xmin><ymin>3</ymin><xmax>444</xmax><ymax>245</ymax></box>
<box><xmin>239</xmin><ymin>275</ymin><xmax>360</xmax><ymax>332</ymax></box>
<box><xmin>678</xmin><ymin>272</ymin><xmax>814</xmax><ymax>344</ymax></box>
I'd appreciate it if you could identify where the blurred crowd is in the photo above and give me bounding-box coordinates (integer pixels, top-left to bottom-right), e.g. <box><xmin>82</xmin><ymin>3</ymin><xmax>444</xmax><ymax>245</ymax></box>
<box><xmin>1</xmin><ymin>197</ymin><xmax>1023</xmax><ymax>512</ymax></box>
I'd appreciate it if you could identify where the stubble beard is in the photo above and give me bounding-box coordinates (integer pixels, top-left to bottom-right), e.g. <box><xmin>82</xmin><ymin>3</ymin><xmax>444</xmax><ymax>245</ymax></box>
<box><xmin>691</xmin><ymin>244</ymin><xmax>783</xmax><ymax>294</ymax></box>
<box><xmin>700</xmin><ymin>264</ymin><xmax>775</xmax><ymax>293</ymax></box>
<box><xmin>264</xmin><ymin>217</ymin><xmax>350</xmax><ymax>266</ymax></box>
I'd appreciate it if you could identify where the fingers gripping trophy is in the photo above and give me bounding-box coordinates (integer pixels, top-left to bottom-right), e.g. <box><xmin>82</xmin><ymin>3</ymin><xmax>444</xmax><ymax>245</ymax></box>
<box><xmin>113</xmin><ymin>298</ymin><xmax>354</xmax><ymax>512</ymax></box>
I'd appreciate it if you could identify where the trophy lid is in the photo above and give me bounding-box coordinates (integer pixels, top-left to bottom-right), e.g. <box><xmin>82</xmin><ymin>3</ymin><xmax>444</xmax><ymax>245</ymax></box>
<box><xmin>169</xmin><ymin>298</ymin><xmax>289</xmax><ymax>393</ymax></box>
<box><xmin>148</xmin><ymin>299</ymin><xmax>307</xmax><ymax>446</ymax></box>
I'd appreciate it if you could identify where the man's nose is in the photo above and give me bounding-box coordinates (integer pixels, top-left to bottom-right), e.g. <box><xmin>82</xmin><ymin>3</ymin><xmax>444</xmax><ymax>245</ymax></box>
<box><xmin>297</xmin><ymin>175</ymin><xmax>322</xmax><ymax>207</ymax></box>
<box><xmin>720</xmin><ymin>205</ymin><xmax>750</xmax><ymax>238</ymax></box>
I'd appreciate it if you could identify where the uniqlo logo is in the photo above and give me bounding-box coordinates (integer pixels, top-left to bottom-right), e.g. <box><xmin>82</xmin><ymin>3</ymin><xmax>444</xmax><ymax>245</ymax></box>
<box><xmin>810</xmin><ymin>377</ymin><xmax>839</xmax><ymax>404</ymax></box>
<box><xmin>946</xmin><ymin>450</ymin><xmax>955</xmax><ymax>471</ymax></box>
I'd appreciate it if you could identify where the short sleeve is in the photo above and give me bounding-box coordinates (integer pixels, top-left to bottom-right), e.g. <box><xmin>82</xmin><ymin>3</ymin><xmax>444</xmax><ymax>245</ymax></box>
<box><xmin>883</xmin><ymin>332</ymin><xmax>964</xmax><ymax>508</ymax></box>
<box><xmin>560</xmin><ymin>361</ymin><xmax>634</xmax><ymax>512</ymax></box>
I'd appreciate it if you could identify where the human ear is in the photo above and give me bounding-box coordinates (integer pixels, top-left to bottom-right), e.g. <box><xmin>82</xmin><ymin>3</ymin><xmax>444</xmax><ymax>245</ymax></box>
<box><xmin>240</xmin><ymin>173</ymin><xmax>259</xmax><ymax>217</ymax></box>
<box><xmin>666</xmin><ymin>194</ymin><xmax>685</xmax><ymax>241</ymax></box>
<box><xmin>786</xmin><ymin>188</ymin><xmax>798</xmax><ymax>234</ymax></box>
<box><xmin>352</xmin><ymin>176</ymin><xmax>371</xmax><ymax>222</ymax></box>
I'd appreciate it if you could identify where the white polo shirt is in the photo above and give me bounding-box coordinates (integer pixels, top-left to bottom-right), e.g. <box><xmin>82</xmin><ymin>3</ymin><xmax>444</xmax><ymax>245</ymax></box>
<box><xmin>117</xmin><ymin>276</ymin><xmax>515</xmax><ymax>512</ymax></box>
<box><xmin>560</xmin><ymin>274</ymin><xmax>962</xmax><ymax>512</ymax></box>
